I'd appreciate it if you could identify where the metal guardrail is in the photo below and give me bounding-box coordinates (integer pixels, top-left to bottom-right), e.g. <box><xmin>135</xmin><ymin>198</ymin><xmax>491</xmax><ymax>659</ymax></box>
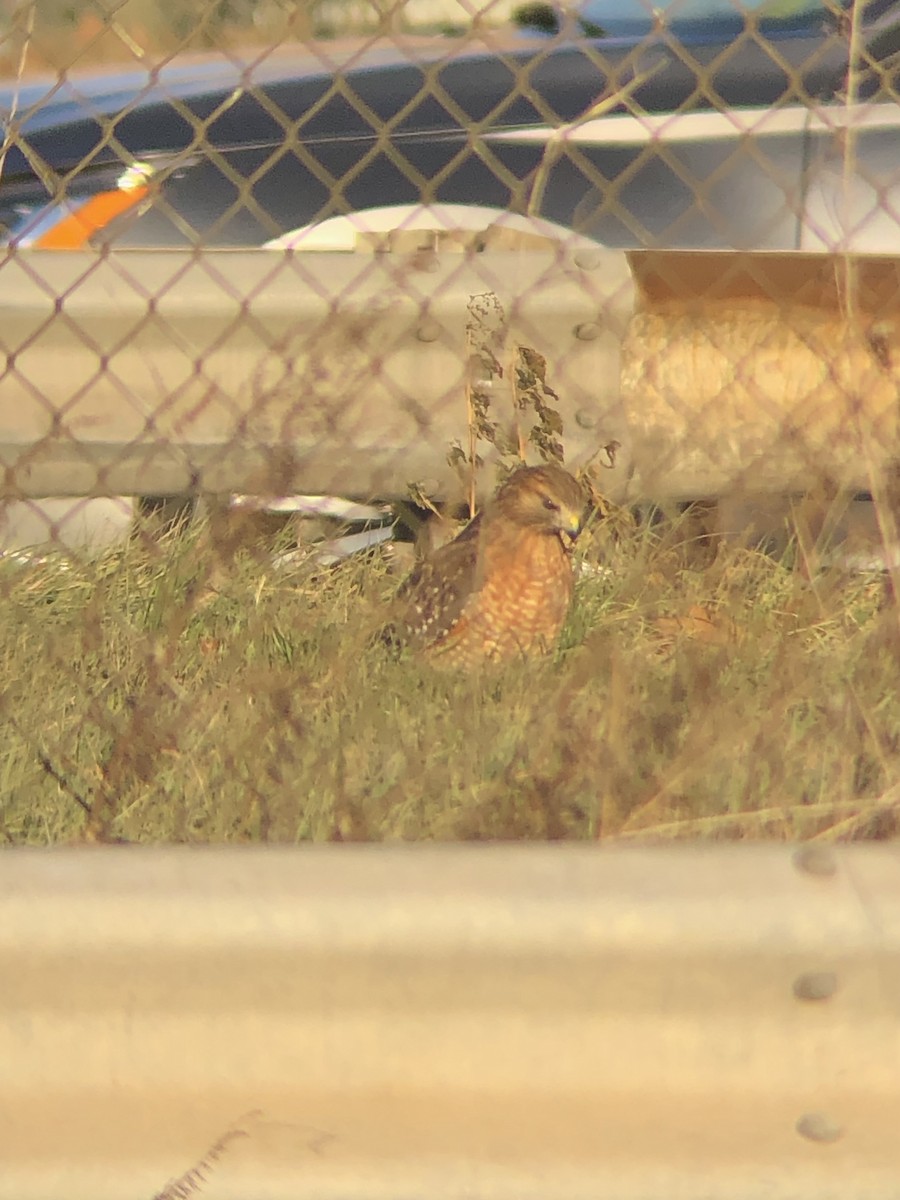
<box><xmin>0</xmin><ymin>246</ymin><xmax>632</xmax><ymax>503</ymax></box>
<box><xmin>2</xmin><ymin>843</ymin><xmax>898</xmax><ymax>1200</ymax></box>
<box><xmin>3</xmin><ymin>247</ymin><xmax>899</xmax><ymax>506</ymax></box>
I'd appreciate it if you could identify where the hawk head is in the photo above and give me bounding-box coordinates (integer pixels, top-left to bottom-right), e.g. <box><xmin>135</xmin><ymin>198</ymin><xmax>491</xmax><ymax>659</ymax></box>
<box><xmin>491</xmin><ymin>465</ymin><xmax>585</xmax><ymax>540</ymax></box>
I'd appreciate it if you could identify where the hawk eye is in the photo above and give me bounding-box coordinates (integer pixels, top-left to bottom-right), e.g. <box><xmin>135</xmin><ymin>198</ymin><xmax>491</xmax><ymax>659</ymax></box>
<box><xmin>542</xmin><ymin>497</ymin><xmax>560</xmax><ymax>512</ymax></box>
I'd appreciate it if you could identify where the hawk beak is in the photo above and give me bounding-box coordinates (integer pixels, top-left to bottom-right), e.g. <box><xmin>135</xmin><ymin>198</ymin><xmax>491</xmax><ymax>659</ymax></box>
<box><xmin>560</xmin><ymin>510</ymin><xmax>582</xmax><ymax>543</ymax></box>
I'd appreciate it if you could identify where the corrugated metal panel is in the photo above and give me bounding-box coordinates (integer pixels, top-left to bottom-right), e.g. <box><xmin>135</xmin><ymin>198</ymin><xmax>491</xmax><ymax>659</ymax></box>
<box><xmin>2</xmin><ymin>248</ymin><xmax>899</xmax><ymax>504</ymax></box>
<box><xmin>1</xmin><ymin>844</ymin><xmax>898</xmax><ymax>1199</ymax></box>
<box><xmin>0</xmin><ymin>247</ymin><xmax>632</xmax><ymax>502</ymax></box>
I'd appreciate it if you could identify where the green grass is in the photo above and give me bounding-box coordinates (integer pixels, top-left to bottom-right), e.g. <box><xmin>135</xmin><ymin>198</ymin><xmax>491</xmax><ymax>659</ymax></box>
<box><xmin>1</xmin><ymin>507</ymin><xmax>899</xmax><ymax>846</ymax></box>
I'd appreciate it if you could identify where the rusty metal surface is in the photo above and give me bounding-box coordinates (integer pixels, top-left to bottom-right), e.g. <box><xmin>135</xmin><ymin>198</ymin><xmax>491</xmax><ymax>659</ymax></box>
<box><xmin>1</xmin><ymin>843</ymin><xmax>899</xmax><ymax>1199</ymax></box>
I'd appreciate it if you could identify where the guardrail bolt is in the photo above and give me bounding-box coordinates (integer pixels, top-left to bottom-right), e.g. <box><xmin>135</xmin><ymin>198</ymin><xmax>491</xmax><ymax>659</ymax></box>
<box><xmin>796</xmin><ymin>1112</ymin><xmax>843</xmax><ymax>1144</ymax></box>
<box><xmin>416</xmin><ymin>319</ymin><xmax>442</xmax><ymax>343</ymax></box>
<box><xmin>575</xmin><ymin>407</ymin><xmax>600</xmax><ymax>429</ymax></box>
<box><xmin>792</xmin><ymin>971</ymin><xmax>838</xmax><ymax>1002</ymax></box>
<box><xmin>574</xmin><ymin>321</ymin><xmax>601</xmax><ymax>341</ymax></box>
<box><xmin>573</xmin><ymin>249</ymin><xmax>604</xmax><ymax>272</ymax></box>
<box><xmin>792</xmin><ymin>845</ymin><xmax>837</xmax><ymax>877</ymax></box>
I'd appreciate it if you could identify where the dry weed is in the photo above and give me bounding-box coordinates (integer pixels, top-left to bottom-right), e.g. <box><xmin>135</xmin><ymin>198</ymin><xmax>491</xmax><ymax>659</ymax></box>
<box><xmin>0</xmin><ymin>503</ymin><xmax>897</xmax><ymax>845</ymax></box>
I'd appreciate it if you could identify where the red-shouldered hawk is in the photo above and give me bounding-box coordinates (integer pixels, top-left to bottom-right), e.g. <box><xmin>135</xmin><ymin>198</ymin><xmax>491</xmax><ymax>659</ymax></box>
<box><xmin>389</xmin><ymin>464</ymin><xmax>585</xmax><ymax>667</ymax></box>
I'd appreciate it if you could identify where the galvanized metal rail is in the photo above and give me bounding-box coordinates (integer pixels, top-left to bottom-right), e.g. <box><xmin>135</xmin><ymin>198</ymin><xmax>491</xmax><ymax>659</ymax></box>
<box><xmin>1</xmin><ymin>843</ymin><xmax>898</xmax><ymax>1199</ymax></box>
<box><xmin>2</xmin><ymin>247</ymin><xmax>898</xmax><ymax>507</ymax></box>
<box><xmin>0</xmin><ymin>246</ymin><xmax>631</xmax><ymax>502</ymax></box>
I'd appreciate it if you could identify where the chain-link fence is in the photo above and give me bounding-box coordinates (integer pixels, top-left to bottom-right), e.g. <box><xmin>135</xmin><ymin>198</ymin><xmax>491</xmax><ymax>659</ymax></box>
<box><xmin>1</xmin><ymin>0</ymin><xmax>900</xmax><ymax>845</ymax></box>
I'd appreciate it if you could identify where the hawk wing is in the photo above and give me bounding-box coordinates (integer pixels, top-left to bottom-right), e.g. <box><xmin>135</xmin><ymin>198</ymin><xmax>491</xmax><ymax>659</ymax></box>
<box><xmin>390</xmin><ymin>514</ymin><xmax>483</xmax><ymax>648</ymax></box>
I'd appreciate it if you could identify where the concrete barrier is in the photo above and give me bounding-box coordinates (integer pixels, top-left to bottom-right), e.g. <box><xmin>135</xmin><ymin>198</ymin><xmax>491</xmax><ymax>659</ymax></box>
<box><xmin>0</xmin><ymin>843</ymin><xmax>898</xmax><ymax>1199</ymax></box>
<box><xmin>0</xmin><ymin>496</ymin><xmax>134</xmax><ymax>556</ymax></box>
<box><xmin>624</xmin><ymin>251</ymin><xmax>900</xmax><ymax>498</ymax></box>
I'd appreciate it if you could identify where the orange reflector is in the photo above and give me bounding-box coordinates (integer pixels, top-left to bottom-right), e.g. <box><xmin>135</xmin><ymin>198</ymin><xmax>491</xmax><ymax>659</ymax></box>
<box><xmin>34</xmin><ymin>185</ymin><xmax>150</xmax><ymax>249</ymax></box>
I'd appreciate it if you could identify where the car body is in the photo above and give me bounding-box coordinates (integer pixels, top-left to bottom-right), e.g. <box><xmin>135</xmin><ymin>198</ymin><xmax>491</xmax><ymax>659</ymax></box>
<box><xmin>1</xmin><ymin>0</ymin><xmax>899</xmax><ymax>254</ymax></box>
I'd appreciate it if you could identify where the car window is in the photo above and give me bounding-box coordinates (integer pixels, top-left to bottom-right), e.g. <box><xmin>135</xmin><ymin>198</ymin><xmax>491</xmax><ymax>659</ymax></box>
<box><xmin>575</xmin><ymin>0</ymin><xmax>846</xmax><ymax>35</ymax></box>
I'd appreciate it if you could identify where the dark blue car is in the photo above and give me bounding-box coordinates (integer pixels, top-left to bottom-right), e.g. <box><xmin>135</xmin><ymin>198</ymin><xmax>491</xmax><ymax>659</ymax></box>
<box><xmin>1</xmin><ymin>0</ymin><xmax>898</xmax><ymax>253</ymax></box>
